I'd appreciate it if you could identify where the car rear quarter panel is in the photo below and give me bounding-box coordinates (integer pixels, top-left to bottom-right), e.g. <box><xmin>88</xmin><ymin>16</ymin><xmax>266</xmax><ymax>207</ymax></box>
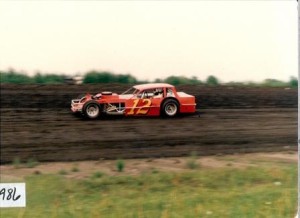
<box><xmin>177</xmin><ymin>92</ymin><xmax>196</xmax><ymax>113</ymax></box>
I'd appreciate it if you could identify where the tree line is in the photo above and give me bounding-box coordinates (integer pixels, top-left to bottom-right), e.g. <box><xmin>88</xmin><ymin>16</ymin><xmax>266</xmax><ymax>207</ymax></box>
<box><xmin>0</xmin><ymin>69</ymin><xmax>297</xmax><ymax>88</ymax></box>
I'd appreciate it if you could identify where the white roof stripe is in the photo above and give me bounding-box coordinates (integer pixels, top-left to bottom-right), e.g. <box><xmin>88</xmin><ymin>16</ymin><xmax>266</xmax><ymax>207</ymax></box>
<box><xmin>133</xmin><ymin>83</ymin><xmax>174</xmax><ymax>90</ymax></box>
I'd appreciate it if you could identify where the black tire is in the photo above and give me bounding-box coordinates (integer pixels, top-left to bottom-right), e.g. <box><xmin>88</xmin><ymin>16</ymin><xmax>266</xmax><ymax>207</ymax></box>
<box><xmin>161</xmin><ymin>99</ymin><xmax>179</xmax><ymax>117</ymax></box>
<box><xmin>83</xmin><ymin>101</ymin><xmax>101</xmax><ymax>119</ymax></box>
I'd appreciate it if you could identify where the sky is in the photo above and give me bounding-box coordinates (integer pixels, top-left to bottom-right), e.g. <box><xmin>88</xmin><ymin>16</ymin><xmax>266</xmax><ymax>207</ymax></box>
<box><xmin>0</xmin><ymin>1</ymin><xmax>297</xmax><ymax>83</ymax></box>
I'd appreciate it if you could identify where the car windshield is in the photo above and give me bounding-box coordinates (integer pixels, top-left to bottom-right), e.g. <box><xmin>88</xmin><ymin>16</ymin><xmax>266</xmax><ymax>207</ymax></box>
<box><xmin>121</xmin><ymin>87</ymin><xmax>139</xmax><ymax>95</ymax></box>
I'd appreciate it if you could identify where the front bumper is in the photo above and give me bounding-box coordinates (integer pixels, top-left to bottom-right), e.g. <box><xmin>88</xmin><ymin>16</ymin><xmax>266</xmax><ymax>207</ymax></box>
<box><xmin>71</xmin><ymin>99</ymin><xmax>84</xmax><ymax>113</ymax></box>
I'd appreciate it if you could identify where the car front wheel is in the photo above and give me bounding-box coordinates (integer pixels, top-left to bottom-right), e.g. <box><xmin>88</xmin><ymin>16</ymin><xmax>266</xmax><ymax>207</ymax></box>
<box><xmin>83</xmin><ymin>101</ymin><xmax>101</xmax><ymax>119</ymax></box>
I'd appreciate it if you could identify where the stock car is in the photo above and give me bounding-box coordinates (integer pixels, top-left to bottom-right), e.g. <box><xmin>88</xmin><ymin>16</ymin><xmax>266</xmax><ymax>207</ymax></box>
<box><xmin>71</xmin><ymin>83</ymin><xmax>196</xmax><ymax>119</ymax></box>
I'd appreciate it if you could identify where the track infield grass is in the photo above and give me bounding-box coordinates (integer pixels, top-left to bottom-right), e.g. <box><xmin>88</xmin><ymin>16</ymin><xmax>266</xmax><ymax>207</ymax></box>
<box><xmin>0</xmin><ymin>162</ymin><xmax>297</xmax><ymax>218</ymax></box>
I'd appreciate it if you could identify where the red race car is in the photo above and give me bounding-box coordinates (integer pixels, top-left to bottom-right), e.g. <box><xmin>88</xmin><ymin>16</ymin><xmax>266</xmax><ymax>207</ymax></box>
<box><xmin>71</xmin><ymin>83</ymin><xmax>196</xmax><ymax>119</ymax></box>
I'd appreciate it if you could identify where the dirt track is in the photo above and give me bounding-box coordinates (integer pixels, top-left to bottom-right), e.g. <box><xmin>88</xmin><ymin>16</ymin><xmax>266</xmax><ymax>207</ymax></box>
<box><xmin>0</xmin><ymin>84</ymin><xmax>297</xmax><ymax>164</ymax></box>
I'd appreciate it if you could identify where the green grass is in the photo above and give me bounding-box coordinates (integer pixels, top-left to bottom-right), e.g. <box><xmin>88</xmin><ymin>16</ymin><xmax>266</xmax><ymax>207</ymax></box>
<box><xmin>91</xmin><ymin>171</ymin><xmax>104</xmax><ymax>179</ymax></box>
<box><xmin>58</xmin><ymin>169</ymin><xmax>68</xmax><ymax>175</ymax></box>
<box><xmin>116</xmin><ymin>159</ymin><xmax>125</xmax><ymax>172</ymax></box>
<box><xmin>26</xmin><ymin>158</ymin><xmax>39</xmax><ymax>168</ymax></box>
<box><xmin>71</xmin><ymin>164</ymin><xmax>80</xmax><ymax>173</ymax></box>
<box><xmin>186</xmin><ymin>151</ymin><xmax>199</xmax><ymax>169</ymax></box>
<box><xmin>12</xmin><ymin>157</ymin><xmax>21</xmax><ymax>169</ymax></box>
<box><xmin>0</xmin><ymin>164</ymin><xmax>297</xmax><ymax>218</ymax></box>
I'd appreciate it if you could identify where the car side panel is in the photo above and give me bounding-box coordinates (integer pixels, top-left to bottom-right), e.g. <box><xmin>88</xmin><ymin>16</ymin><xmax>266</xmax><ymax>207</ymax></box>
<box><xmin>124</xmin><ymin>98</ymin><xmax>162</xmax><ymax>116</ymax></box>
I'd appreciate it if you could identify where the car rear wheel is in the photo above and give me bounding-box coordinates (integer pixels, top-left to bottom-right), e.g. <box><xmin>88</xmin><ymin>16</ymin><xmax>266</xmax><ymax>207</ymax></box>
<box><xmin>83</xmin><ymin>101</ymin><xmax>101</xmax><ymax>119</ymax></box>
<box><xmin>161</xmin><ymin>99</ymin><xmax>179</xmax><ymax>117</ymax></box>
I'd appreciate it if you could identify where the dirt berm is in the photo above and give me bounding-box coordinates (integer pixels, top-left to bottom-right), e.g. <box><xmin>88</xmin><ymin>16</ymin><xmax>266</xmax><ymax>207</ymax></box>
<box><xmin>0</xmin><ymin>84</ymin><xmax>297</xmax><ymax>109</ymax></box>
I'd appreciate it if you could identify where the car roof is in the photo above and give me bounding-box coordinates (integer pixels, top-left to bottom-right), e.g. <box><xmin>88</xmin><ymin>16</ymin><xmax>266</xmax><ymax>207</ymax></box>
<box><xmin>133</xmin><ymin>83</ymin><xmax>174</xmax><ymax>90</ymax></box>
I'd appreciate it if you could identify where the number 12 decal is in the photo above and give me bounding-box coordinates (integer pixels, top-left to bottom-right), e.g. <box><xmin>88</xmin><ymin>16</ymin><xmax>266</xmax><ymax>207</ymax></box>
<box><xmin>128</xmin><ymin>99</ymin><xmax>152</xmax><ymax>115</ymax></box>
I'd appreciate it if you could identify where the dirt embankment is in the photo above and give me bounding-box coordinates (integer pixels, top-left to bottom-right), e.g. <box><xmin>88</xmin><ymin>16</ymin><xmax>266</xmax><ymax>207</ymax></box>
<box><xmin>0</xmin><ymin>84</ymin><xmax>297</xmax><ymax>109</ymax></box>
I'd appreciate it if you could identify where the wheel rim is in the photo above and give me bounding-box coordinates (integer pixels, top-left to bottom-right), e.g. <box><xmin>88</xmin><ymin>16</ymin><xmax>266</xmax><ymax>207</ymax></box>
<box><xmin>86</xmin><ymin>104</ymin><xmax>99</xmax><ymax>118</ymax></box>
<box><xmin>165</xmin><ymin>103</ymin><xmax>177</xmax><ymax>116</ymax></box>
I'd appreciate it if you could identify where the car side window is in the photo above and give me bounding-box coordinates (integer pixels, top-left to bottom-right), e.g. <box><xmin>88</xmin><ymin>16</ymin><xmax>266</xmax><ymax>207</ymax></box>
<box><xmin>152</xmin><ymin>88</ymin><xmax>163</xmax><ymax>98</ymax></box>
<box><xmin>138</xmin><ymin>89</ymin><xmax>154</xmax><ymax>99</ymax></box>
<box><xmin>166</xmin><ymin>88</ymin><xmax>174</xmax><ymax>97</ymax></box>
<box><xmin>137</xmin><ymin>88</ymin><xmax>164</xmax><ymax>99</ymax></box>
<box><xmin>141</xmin><ymin>91</ymin><xmax>149</xmax><ymax>99</ymax></box>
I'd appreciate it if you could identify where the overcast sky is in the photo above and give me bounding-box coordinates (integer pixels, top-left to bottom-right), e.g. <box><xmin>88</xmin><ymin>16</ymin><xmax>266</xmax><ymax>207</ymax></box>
<box><xmin>0</xmin><ymin>1</ymin><xmax>297</xmax><ymax>82</ymax></box>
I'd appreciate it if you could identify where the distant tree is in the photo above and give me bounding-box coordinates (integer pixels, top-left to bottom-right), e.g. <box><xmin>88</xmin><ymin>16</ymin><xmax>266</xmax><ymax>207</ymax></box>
<box><xmin>0</xmin><ymin>69</ymin><xmax>32</xmax><ymax>84</ymax></box>
<box><xmin>262</xmin><ymin>79</ymin><xmax>287</xmax><ymax>87</ymax></box>
<box><xmin>164</xmin><ymin>76</ymin><xmax>183</xmax><ymax>85</ymax></box>
<box><xmin>190</xmin><ymin>76</ymin><xmax>202</xmax><ymax>85</ymax></box>
<box><xmin>33</xmin><ymin>72</ymin><xmax>64</xmax><ymax>84</ymax></box>
<box><xmin>289</xmin><ymin>76</ymin><xmax>298</xmax><ymax>88</ymax></box>
<box><xmin>226</xmin><ymin>81</ymin><xmax>245</xmax><ymax>86</ymax></box>
<box><xmin>95</xmin><ymin>72</ymin><xmax>115</xmax><ymax>83</ymax></box>
<box><xmin>83</xmin><ymin>71</ymin><xmax>113</xmax><ymax>83</ymax></box>
<box><xmin>116</xmin><ymin>74</ymin><xmax>137</xmax><ymax>84</ymax></box>
<box><xmin>45</xmin><ymin>74</ymin><xmax>64</xmax><ymax>84</ymax></box>
<box><xmin>163</xmin><ymin>76</ymin><xmax>202</xmax><ymax>85</ymax></box>
<box><xmin>206</xmin><ymin>75</ymin><xmax>219</xmax><ymax>86</ymax></box>
<box><xmin>83</xmin><ymin>71</ymin><xmax>98</xmax><ymax>83</ymax></box>
<box><xmin>34</xmin><ymin>73</ymin><xmax>44</xmax><ymax>83</ymax></box>
<box><xmin>83</xmin><ymin>71</ymin><xmax>137</xmax><ymax>84</ymax></box>
<box><xmin>154</xmin><ymin>78</ymin><xmax>163</xmax><ymax>83</ymax></box>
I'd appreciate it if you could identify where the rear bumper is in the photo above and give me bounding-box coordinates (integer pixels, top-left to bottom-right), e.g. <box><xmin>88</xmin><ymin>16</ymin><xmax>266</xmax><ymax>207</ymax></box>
<box><xmin>180</xmin><ymin>103</ymin><xmax>196</xmax><ymax>113</ymax></box>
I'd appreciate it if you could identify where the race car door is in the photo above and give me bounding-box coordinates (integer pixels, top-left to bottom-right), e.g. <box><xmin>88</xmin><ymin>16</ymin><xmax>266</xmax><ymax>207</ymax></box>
<box><xmin>125</xmin><ymin>88</ymin><xmax>163</xmax><ymax>116</ymax></box>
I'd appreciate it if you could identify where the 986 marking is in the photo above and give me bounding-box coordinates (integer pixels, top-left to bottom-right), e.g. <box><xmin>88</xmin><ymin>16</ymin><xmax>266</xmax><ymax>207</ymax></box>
<box><xmin>0</xmin><ymin>183</ymin><xmax>26</xmax><ymax>207</ymax></box>
<box><xmin>0</xmin><ymin>187</ymin><xmax>21</xmax><ymax>201</ymax></box>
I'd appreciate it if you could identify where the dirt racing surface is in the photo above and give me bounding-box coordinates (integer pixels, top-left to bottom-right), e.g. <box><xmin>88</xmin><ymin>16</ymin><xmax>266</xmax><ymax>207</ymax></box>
<box><xmin>0</xmin><ymin>84</ymin><xmax>297</xmax><ymax>164</ymax></box>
